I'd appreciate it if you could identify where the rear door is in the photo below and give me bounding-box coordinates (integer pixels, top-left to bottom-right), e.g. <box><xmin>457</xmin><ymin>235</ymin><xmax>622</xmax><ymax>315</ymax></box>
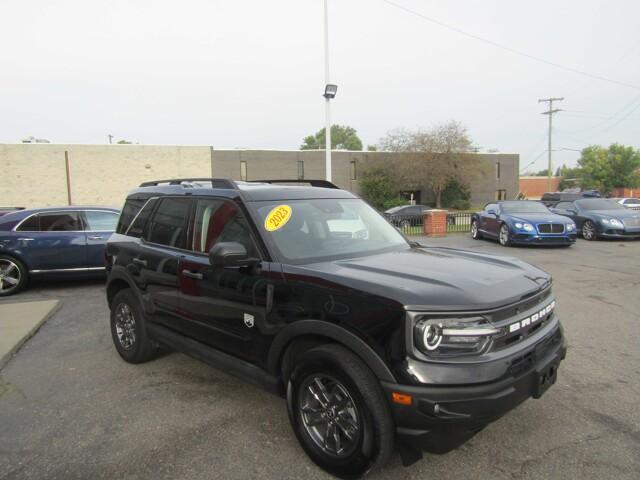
<box><xmin>15</xmin><ymin>211</ymin><xmax>87</xmax><ymax>271</ymax></box>
<box><xmin>82</xmin><ymin>210</ymin><xmax>119</xmax><ymax>268</ymax></box>
<box><xmin>178</xmin><ymin>197</ymin><xmax>271</xmax><ymax>362</ymax></box>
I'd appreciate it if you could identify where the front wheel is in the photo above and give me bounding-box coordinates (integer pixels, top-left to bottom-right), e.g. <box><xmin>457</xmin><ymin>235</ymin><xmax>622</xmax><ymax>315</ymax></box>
<box><xmin>499</xmin><ymin>223</ymin><xmax>511</xmax><ymax>246</ymax></box>
<box><xmin>582</xmin><ymin>220</ymin><xmax>599</xmax><ymax>241</ymax></box>
<box><xmin>471</xmin><ymin>220</ymin><xmax>482</xmax><ymax>239</ymax></box>
<box><xmin>286</xmin><ymin>344</ymin><xmax>394</xmax><ymax>478</ymax></box>
<box><xmin>110</xmin><ymin>289</ymin><xmax>157</xmax><ymax>363</ymax></box>
<box><xmin>0</xmin><ymin>255</ymin><xmax>28</xmax><ymax>296</ymax></box>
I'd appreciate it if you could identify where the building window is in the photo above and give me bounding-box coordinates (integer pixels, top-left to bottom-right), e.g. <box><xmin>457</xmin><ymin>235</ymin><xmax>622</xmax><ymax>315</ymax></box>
<box><xmin>240</xmin><ymin>161</ymin><xmax>247</xmax><ymax>181</ymax></box>
<box><xmin>297</xmin><ymin>160</ymin><xmax>304</xmax><ymax>180</ymax></box>
<box><xmin>350</xmin><ymin>160</ymin><xmax>357</xmax><ymax>180</ymax></box>
<box><xmin>496</xmin><ymin>162</ymin><xmax>501</xmax><ymax>180</ymax></box>
<box><xmin>496</xmin><ymin>189</ymin><xmax>507</xmax><ymax>200</ymax></box>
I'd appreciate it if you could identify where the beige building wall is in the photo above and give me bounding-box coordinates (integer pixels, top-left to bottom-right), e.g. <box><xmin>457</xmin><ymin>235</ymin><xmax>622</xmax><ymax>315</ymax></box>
<box><xmin>1</xmin><ymin>144</ymin><xmax>518</xmax><ymax>209</ymax></box>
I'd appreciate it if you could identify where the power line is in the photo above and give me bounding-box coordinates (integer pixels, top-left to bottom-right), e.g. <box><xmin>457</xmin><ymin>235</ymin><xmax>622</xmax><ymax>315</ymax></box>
<box><xmin>380</xmin><ymin>0</ymin><xmax>640</xmax><ymax>91</ymax></box>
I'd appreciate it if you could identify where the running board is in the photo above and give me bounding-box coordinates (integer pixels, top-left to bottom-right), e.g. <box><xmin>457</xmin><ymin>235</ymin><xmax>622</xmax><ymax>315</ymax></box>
<box><xmin>146</xmin><ymin>323</ymin><xmax>282</xmax><ymax>396</ymax></box>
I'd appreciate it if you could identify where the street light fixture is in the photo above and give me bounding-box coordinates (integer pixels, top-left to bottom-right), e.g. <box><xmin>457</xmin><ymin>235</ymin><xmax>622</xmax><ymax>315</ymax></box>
<box><xmin>324</xmin><ymin>84</ymin><xmax>338</xmax><ymax>99</ymax></box>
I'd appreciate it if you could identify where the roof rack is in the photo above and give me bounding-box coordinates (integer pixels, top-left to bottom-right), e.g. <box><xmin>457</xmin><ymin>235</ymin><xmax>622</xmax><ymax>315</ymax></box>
<box><xmin>252</xmin><ymin>179</ymin><xmax>340</xmax><ymax>189</ymax></box>
<box><xmin>139</xmin><ymin>178</ymin><xmax>238</xmax><ymax>189</ymax></box>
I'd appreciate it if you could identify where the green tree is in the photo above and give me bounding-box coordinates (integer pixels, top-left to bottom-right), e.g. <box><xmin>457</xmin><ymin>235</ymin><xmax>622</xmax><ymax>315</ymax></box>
<box><xmin>117</xmin><ymin>139</ymin><xmax>132</xmax><ymax>144</ymax></box>
<box><xmin>300</xmin><ymin>125</ymin><xmax>363</xmax><ymax>151</ymax></box>
<box><xmin>359</xmin><ymin>167</ymin><xmax>405</xmax><ymax>211</ymax></box>
<box><xmin>578</xmin><ymin>144</ymin><xmax>640</xmax><ymax>193</ymax></box>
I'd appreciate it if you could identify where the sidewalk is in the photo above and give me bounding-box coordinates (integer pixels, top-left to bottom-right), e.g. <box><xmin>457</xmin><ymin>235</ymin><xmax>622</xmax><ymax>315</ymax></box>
<box><xmin>0</xmin><ymin>299</ymin><xmax>60</xmax><ymax>369</ymax></box>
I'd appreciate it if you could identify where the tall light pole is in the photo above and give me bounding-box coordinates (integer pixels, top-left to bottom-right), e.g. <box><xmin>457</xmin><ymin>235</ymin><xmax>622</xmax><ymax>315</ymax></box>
<box><xmin>322</xmin><ymin>0</ymin><xmax>337</xmax><ymax>182</ymax></box>
<box><xmin>538</xmin><ymin>97</ymin><xmax>564</xmax><ymax>191</ymax></box>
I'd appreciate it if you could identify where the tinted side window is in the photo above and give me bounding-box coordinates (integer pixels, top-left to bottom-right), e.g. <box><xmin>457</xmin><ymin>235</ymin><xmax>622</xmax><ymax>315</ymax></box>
<box><xmin>39</xmin><ymin>212</ymin><xmax>82</xmax><ymax>231</ymax></box>
<box><xmin>555</xmin><ymin>202</ymin><xmax>574</xmax><ymax>210</ymax></box>
<box><xmin>485</xmin><ymin>203</ymin><xmax>497</xmax><ymax>212</ymax></box>
<box><xmin>147</xmin><ymin>198</ymin><xmax>190</xmax><ymax>248</ymax></box>
<box><xmin>192</xmin><ymin>199</ymin><xmax>258</xmax><ymax>257</ymax></box>
<box><xmin>84</xmin><ymin>211</ymin><xmax>119</xmax><ymax>231</ymax></box>
<box><xmin>116</xmin><ymin>198</ymin><xmax>145</xmax><ymax>234</ymax></box>
<box><xmin>16</xmin><ymin>215</ymin><xmax>40</xmax><ymax>231</ymax></box>
<box><xmin>128</xmin><ymin>198</ymin><xmax>159</xmax><ymax>238</ymax></box>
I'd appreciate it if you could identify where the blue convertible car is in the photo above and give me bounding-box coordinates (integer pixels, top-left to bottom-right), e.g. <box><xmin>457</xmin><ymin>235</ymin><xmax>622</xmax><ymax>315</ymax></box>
<box><xmin>471</xmin><ymin>200</ymin><xmax>577</xmax><ymax>247</ymax></box>
<box><xmin>0</xmin><ymin>206</ymin><xmax>119</xmax><ymax>296</ymax></box>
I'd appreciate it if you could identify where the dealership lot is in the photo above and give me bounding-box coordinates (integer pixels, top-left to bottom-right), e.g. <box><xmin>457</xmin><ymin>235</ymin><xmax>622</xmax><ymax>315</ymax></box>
<box><xmin>1</xmin><ymin>236</ymin><xmax>639</xmax><ymax>480</ymax></box>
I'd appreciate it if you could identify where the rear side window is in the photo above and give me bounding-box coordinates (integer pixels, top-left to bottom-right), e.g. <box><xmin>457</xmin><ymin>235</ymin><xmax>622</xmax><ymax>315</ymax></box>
<box><xmin>116</xmin><ymin>198</ymin><xmax>146</xmax><ymax>234</ymax></box>
<box><xmin>555</xmin><ymin>202</ymin><xmax>574</xmax><ymax>209</ymax></box>
<box><xmin>39</xmin><ymin>212</ymin><xmax>82</xmax><ymax>231</ymax></box>
<box><xmin>146</xmin><ymin>198</ymin><xmax>190</xmax><ymax>249</ymax></box>
<box><xmin>16</xmin><ymin>215</ymin><xmax>40</xmax><ymax>231</ymax></box>
<box><xmin>127</xmin><ymin>198</ymin><xmax>159</xmax><ymax>238</ymax></box>
<box><xmin>84</xmin><ymin>211</ymin><xmax>119</xmax><ymax>231</ymax></box>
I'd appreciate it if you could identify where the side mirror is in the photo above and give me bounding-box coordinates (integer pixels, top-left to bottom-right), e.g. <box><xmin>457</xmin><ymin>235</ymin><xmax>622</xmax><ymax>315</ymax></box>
<box><xmin>567</xmin><ymin>209</ymin><xmax>577</xmax><ymax>215</ymax></box>
<box><xmin>487</xmin><ymin>209</ymin><xmax>497</xmax><ymax>216</ymax></box>
<box><xmin>209</xmin><ymin>242</ymin><xmax>257</xmax><ymax>268</ymax></box>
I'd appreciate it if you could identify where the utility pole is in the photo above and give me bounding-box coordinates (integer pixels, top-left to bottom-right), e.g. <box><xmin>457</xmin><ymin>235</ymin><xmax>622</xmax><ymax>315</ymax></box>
<box><xmin>107</xmin><ymin>134</ymin><xmax>114</xmax><ymax>144</ymax></box>
<box><xmin>538</xmin><ymin>97</ymin><xmax>564</xmax><ymax>191</ymax></box>
<box><xmin>323</xmin><ymin>0</ymin><xmax>332</xmax><ymax>182</ymax></box>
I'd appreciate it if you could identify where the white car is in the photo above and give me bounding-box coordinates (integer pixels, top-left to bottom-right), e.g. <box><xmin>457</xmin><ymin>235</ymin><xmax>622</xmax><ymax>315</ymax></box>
<box><xmin>612</xmin><ymin>197</ymin><xmax>640</xmax><ymax>211</ymax></box>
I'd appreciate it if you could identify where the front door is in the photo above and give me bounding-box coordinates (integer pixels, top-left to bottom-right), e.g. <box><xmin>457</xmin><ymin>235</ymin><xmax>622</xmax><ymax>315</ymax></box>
<box><xmin>82</xmin><ymin>210</ymin><xmax>119</xmax><ymax>268</ymax></box>
<box><xmin>178</xmin><ymin>198</ymin><xmax>270</xmax><ymax>363</ymax></box>
<box><xmin>15</xmin><ymin>211</ymin><xmax>87</xmax><ymax>271</ymax></box>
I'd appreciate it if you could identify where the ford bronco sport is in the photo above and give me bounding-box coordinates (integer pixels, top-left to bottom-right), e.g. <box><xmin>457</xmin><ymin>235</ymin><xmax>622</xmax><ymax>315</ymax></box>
<box><xmin>105</xmin><ymin>178</ymin><xmax>566</xmax><ymax>477</ymax></box>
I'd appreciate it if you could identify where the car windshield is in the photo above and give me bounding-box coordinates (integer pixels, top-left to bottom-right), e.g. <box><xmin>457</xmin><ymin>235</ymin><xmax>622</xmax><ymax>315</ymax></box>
<box><xmin>576</xmin><ymin>199</ymin><xmax>625</xmax><ymax>211</ymax></box>
<box><xmin>251</xmin><ymin>198</ymin><xmax>409</xmax><ymax>264</ymax></box>
<box><xmin>625</xmin><ymin>198</ymin><xmax>640</xmax><ymax>204</ymax></box>
<box><xmin>500</xmin><ymin>201</ymin><xmax>550</xmax><ymax>214</ymax></box>
<box><xmin>385</xmin><ymin>206</ymin><xmax>405</xmax><ymax>214</ymax></box>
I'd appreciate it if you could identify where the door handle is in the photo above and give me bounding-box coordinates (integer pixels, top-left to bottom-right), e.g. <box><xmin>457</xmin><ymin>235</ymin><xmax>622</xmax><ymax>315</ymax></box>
<box><xmin>182</xmin><ymin>269</ymin><xmax>203</xmax><ymax>280</ymax></box>
<box><xmin>88</xmin><ymin>235</ymin><xmax>104</xmax><ymax>240</ymax></box>
<box><xmin>133</xmin><ymin>258</ymin><xmax>147</xmax><ymax>267</ymax></box>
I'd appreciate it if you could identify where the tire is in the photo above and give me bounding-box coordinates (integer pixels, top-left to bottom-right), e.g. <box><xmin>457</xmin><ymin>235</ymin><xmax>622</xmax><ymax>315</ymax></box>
<box><xmin>498</xmin><ymin>223</ymin><xmax>511</xmax><ymax>246</ymax></box>
<box><xmin>0</xmin><ymin>255</ymin><xmax>28</xmax><ymax>296</ymax></box>
<box><xmin>582</xmin><ymin>220</ymin><xmax>599</xmax><ymax>241</ymax></box>
<box><xmin>110</xmin><ymin>289</ymin><xmax>157</xmax><ymax>363</ymax></box>
<box><xmin>471</xmin><ymin>220</ymin><xmax>482</xmax><ymax>239</ymax></box>
<box><xmin>286</xmin><ymin>344</ymin><xmax>394</xmax><ymax>478</ymax></box>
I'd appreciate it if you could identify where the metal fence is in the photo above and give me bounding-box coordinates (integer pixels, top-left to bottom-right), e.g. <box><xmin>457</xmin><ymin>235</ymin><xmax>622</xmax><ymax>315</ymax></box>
<box><xmin>385</xmin><ymin>211</ymin><xmax>474</xmax><ymax>235</ymax></box>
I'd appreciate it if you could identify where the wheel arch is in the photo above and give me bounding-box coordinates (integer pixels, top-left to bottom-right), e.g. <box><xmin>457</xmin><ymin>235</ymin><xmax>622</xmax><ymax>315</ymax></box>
<box><xmin>0</xmin><ymin>249</ymin><xmax>32</xmax><ymax>271</ymax></box>
<box><xmin>106</xmin><ymin>274</ymin><xmax>137</xmax><ymax>307</ymax></box>
<box><xmin>267</xmin><ymin>320</ymin><xmax>397</xmax><ymax>384</ymax></box>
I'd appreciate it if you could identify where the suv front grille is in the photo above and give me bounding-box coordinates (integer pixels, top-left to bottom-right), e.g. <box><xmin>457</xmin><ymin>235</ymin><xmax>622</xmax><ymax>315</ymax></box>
<box><xmin>623</xmin><ymin>217</ymin><xmax>640</xmax><ymax>228</ymax></box>
<box><xmin>537</xmin><ymin>223</ymin><xmax>564</xmax><ymax>234</ymax></box>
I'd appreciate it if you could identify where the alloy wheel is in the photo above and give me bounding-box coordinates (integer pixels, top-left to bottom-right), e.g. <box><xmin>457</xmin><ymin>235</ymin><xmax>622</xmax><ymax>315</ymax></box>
<box><xmin>0</xmin><ymin>259</ymin><xmax>21</xmax><ymax>294</ymax></box>
<box><xmin>471</xmin><ymin>221</ymin><xmax>478</xmax><ymax>238</ymax></box>
<box><xmin>298</xmin><ymin>375</ymin><xmax>361</xmax><ymax>458</ymax></box>
<box><xmin>582</xmin><ymin>221</ymin><xmax>595</xmax><ymax>240</ymax></box>
<box><xmin>114</xmin><ymin>302</ymin><xmax>137</xmax><ymax>350</ymax></box>
<box><xmin>499</xmin><ymin>225</ymin><xmax>509</xmax><ymax>246</ymax></box>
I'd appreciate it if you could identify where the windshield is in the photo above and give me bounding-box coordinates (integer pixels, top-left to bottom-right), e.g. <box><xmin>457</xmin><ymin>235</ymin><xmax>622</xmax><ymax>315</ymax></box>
<box><xmin>625</xmin><ymin>198</ymin><xmax>640</xmax><ymax>205</ymax></box>
<box><xmin>576</xmin><ymin>199</ymin><xmax>625</xmax><ymax>211</ymax></box>
<box><xmin>251</xmin><ymin>198</ymin><xmax>409</xmax><ymax>263</ymax></box>
<box><xmin>500</xmin><ymin>201</ymin><xmax>550</xmax><ymax>214</ymax></box>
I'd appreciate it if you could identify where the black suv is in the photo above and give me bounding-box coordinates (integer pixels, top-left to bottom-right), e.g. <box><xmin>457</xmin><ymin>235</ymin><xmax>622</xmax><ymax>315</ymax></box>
<box><xmin>105</xmin><ymin>178</ymin><xmax>566</xmax><ymax>477</ymax></box>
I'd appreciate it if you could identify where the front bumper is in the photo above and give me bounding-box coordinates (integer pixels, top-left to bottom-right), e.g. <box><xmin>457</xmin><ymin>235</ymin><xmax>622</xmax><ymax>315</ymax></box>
<box><xmin>599</xmin><ymin>228</ymin><xmax>640</xmax><ymax>239</ymax></box>
<box><xmin>511</xmin><ymin>232</ymin><xmax>577</xmax><ymax>245</ymax></box>
<box><xmin>381</xmin><ymin>325</ymin><xmax>566</xmax><ymax>459</ymax></box>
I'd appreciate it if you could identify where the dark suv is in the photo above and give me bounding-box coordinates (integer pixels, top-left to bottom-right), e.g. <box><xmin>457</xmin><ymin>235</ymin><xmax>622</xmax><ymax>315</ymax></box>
<box><xmin>105</xmin><ymin>178</ymin><xmax>566</xmax><ymax>477</ymax></box>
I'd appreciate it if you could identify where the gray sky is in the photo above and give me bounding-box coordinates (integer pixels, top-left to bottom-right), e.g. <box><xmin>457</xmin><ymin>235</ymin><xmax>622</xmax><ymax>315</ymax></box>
<box><xmin>2</xmin><ymin>0</ymin><xmax>639</xmax><ymax>171</ymax></box>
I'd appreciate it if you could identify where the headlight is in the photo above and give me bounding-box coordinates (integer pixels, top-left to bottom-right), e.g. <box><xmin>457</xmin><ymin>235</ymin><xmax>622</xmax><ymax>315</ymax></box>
<box><xmin>566</xmin><ymin>223</ymin><xmax>575</xmax><ymax>231</ymax></box>
<box><xmin>609</xmin><ymin>219</ymin><xmax>624</xmax><ymax>228</ymax></box>
<box><xmin>523</xmin><ymin>223</ymin><xmax>534</xmax><ymax>232</ymax></box>
<box><xmin>515</xmin><ymin>222</ymin><xmax>523</xmax><ymax>228</ymax></box>
<box><xmin>414</xmin><ymin>316</ymin><xmax>499</xmax><ymax>357</ymax></box>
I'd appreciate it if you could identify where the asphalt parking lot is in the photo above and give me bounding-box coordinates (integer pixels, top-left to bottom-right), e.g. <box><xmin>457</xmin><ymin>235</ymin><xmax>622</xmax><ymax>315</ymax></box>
<box><xmin>1</xmin><ymin>235</ymin><xmax>639</xmax><ymax>480</ymax></box>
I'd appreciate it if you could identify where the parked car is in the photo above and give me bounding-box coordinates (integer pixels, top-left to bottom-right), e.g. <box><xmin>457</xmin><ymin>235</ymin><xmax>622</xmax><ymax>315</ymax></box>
<box><xmin>540</xmin><ymin>190</ymin><xmax>600</xmax><ymax>208</ymax></box>
<box><xmin>471</xmin><ymin>200</ymin><xmax>577</xmax><ymax>247</ymax></box>
<box><xmin>0</xmin><ymin>207</ymin><xmax>24</xmax><ymax>217</ymax></box>
<box><xmin>611</xmin><ymin>197</ymin><xmax>640</xmax><ymax>211</ymax></box>
<box><xmin>384</xmin><ymin>204</ymin><xmax>429</xmax><ymax>229</ymax></box>
<box><xmin>550</xmin><ymin>198</ymin><xmax>640</xmax><ymax>240</ymax></box>
<box><xmin>105</xmin><ymin>178</ymin><xmax>566</xmax><ymax>477</ymax></box>
<box><xmin>0</xmin><ymin>206</ymin><xmax>119</xmax><ymax>296</ymax></box>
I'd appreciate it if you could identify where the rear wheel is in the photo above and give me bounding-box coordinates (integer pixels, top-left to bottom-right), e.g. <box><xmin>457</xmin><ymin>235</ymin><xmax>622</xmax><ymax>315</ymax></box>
<box><xmin>498</xmin><ymin>224</ymin><xmax>511</xmax><ymax>246</ymax></box>
<box><xmin>471</xmin><ymin>220</ymin><xmax>482</xmax><ymax>239</ymax></box>
<box><xmin>286</xmin><ymin>344</ymin><xmax>394</xmax><ymax>478</ymax></box>
<box><xmin>0</xmin><ymin>255</ymin><xmax>28</xmax><ymax>296</ymax></box>
<box><xmin>110</xmin><ymin>289</ymin><xmax>157</xmax><ymax>363</ymax></box>
<box><xmin>582</xmin><ymin>220</ymin><xmax>598</xmax><ymax>241</ymax></box>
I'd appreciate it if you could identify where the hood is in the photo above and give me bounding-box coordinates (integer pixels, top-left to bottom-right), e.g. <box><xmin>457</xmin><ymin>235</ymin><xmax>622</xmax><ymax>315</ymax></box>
<box><xmin>589</xmin><ymin>209</ymin><xmax>640</xmax><ymax>219</ymax></box>
<box><xmin>288</xmin><ymin>247</ymin><xmax>550</xmax><ymax>311</ymax></box>
<box><xmin>507</xmin><ymin>212</ymin><xmax>572</xmax><ymax>224</ymax></box>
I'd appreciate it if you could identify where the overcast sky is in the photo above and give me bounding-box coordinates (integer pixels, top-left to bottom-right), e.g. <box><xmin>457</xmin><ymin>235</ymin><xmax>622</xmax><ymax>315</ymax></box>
<box><xmin>2</xmin><ymin>0</ymin><xmax>639</xmax><ymax>171</ymax></box>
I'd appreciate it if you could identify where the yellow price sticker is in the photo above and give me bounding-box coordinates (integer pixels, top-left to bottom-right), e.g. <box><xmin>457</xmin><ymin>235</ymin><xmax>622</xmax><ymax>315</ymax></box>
<box><xmin>264</xmin><ymin>205</ymin><xmax>292</xmax><ymax>232</ymax></box>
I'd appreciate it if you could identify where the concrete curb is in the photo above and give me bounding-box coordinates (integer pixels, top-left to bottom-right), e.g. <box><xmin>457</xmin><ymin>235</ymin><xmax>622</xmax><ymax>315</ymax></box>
<box><xmin>0</xmin><ymin>300</ymin><xmax>61</xmax><ymax>371</ymax></box>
